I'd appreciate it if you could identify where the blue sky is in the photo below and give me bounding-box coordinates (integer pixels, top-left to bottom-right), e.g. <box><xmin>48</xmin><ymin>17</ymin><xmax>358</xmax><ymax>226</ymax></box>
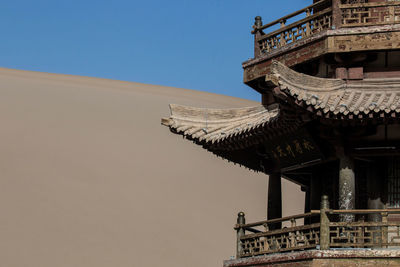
<box><xmin>1</xmin><ymin>0</ymin><xmax>310</xmax><ymax>101</ymax></box>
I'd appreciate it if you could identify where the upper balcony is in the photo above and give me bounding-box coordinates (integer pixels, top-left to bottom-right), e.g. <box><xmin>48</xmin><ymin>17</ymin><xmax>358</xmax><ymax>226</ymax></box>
<box><xmin>244</xmin><ymin>0</ymin><xmax>400</xmax><ymax>89</ymax></box>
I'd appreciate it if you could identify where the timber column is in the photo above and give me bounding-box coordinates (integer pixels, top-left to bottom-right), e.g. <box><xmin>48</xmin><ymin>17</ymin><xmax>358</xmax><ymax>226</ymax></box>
<box><xmin>268</xmin><ymin>173</ymin><xmax>282</xmax><ymax>229</ymax></box>
<box><xmin>367</xmin><ymin>160</ymin><xmax>385</xmax><ymax>244</ymax></box>
<box><xmin>337</xmin><ymin>148</ymin><xmax>355</xmax><ymax>222</ymax></box>
<box><xmin>367</xmin><ymin>161</ymin><xmax>384</xmax><ymax>220</ymax></box>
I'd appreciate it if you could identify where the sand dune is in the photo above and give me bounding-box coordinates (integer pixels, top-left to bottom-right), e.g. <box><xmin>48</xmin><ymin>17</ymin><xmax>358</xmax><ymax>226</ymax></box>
<box><xmin>0</xmin><ymin>68</ymin><xmax>304</xmax><ymax>267</ymax></box>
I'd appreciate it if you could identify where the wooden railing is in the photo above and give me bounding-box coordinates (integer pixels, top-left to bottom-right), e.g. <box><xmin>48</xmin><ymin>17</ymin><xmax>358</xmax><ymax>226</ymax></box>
<box><xmin>235</xmin><ymin>197</ymin><xmax>400</xmax><ymax>258</ymax></box>
<box><xmin>340</xmin><ymin>1</ymin><xmax>400</xmax><ymax>27</ymax></box>
<box><xmin>329</xmin><ymin>209</ymin><xmax>400</xmax><ymax>248</ymax></box>
<box><xmin>253</xmin><ymin>0</ymin><xmax>400</xmax><ymax>57</ymax></box>
<box><xmin>235</xmin><ymin>211</ymin><xmax>321</xmax><ymax>258</ymax></box>
<box><xmin>253</xmin><ymin>0</ymin><xmax>332</xmax><ymax>55</ymax></box>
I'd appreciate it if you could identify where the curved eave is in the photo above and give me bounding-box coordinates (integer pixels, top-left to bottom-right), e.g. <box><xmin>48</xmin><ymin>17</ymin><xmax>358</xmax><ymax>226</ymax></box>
<box><xmin>162</xmin><ymin>104</ymin><xmax>297</xmax><ymax>151</ymax></box>
<box><xmin>271</xmin><ymin>60</ymin><xmax>400</xmax><ymax>119</ymax></box>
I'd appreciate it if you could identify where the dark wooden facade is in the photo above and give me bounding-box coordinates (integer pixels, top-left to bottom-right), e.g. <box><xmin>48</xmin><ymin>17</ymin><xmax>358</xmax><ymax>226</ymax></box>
<box><xmin>246</xmin><ymin>0</ymin><xmax>400</xmax><ymax>216</ymax></box>
<box><xmin>163</xmin><ymin>0</ymin><xmax>400</xmax><ymax>264</ymax></box>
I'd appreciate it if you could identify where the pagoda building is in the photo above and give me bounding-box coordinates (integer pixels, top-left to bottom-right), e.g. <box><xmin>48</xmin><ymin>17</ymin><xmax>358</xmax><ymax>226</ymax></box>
<box><xmin>162</xmin><ymin>0</ymin><xmax>400</xmax><ymax>266</ymax></box>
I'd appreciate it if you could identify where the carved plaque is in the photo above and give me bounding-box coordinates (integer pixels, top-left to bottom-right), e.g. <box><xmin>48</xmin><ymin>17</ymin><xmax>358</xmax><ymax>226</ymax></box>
<box><xmin>264</xmin><ymin>128</ymin><xmax>323</xmax><ymax>170</ymax></box>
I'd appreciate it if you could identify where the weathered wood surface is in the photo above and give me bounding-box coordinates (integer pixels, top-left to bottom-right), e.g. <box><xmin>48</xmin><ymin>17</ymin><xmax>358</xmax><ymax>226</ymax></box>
<box><xmin>328</xmin><ymin>31</ymin><xmax>400</xmax><ymax>52</ymax></box>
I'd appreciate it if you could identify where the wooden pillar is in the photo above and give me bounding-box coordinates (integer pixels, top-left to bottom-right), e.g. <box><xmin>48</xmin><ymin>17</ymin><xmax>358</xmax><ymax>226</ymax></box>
<box><xmin>304</xmin><ymin>186</ymin><xmax>311</xmax><ymax>213</ymax></box>
<box><xmin>310</xmin><ymin>171</ymin><xmax>323</xmax><ymax>224</ymax></box>
<box><xmin>268</xmin><ymin>173</ymin><xmax>282</xmax><ymax>229</ymax></box>
<box><xmin>338</xmin><ymin>151</ymin><xmax>355</xmax><ymax>222</ymax></box>
<box><xmin>367</xmin><ymin>160</ymin><xmax>385</xmax><ymax>244</ymax></box>
<box><xmin>367</xmin><ymin>161</ymin><xmax>384</xmax><ymax>221</ymax></box>
<box><xmin>303</xmin><ymin>186</ymin><xmax>311</xmax><ymax>225</ymax></box>
<box><xmin>310</xmin><ymin>175</ymin><xmax>322</xmax><ymax>210</ymax></box>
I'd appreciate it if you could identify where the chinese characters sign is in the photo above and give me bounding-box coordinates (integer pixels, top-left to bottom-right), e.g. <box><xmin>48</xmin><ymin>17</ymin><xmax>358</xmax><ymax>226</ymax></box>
<box><xmin>265</xmin><ymin>130</ymin><xmax>322</xmax><ymax>169</ymax></box>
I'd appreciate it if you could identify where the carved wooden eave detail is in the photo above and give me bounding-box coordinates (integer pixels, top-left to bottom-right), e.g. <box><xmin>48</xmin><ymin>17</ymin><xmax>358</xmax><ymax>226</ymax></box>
<box><xmin>162</xmin><ymin>104</ymin><xmax>299</xmax><ymax>151</ymax></box>
<box><xmin>270</xmin><ymin>60</ymin><xmax>400</xmax><ymax>119</ymax></box>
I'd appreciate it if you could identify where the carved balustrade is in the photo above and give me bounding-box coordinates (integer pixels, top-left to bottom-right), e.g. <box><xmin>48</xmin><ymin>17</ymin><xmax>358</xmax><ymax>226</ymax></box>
<box><xmin>329</xmin><ymin>210</ymin><xmax>400</xmax><ymax>248</ymax></box>
<box><xmin>235</xmin><ymin>205</ymin><xmax>400</xmax><ymax>258</ymax></box>
<box><xmin>235</xmin><ymin>212</ymin><xmax>321</xmax><ymax>258</ymax></box>
<box><xmin>253</xmin><ymin>0</ymin><xmax>400</xmax><ymax>57</ymax></box>
<box><xmin>340</xmin><ymin>1</ymin><xmax>400</xmax><ymax>27</ymax></box>
<box><xmin>254</xmin><ymin>0</ymin><xmax>332</xmax><ymax>55</ymax></box>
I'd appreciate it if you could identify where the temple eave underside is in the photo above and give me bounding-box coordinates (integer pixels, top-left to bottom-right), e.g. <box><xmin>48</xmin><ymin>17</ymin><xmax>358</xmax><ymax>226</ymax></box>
<box><xmin>162</xmin><ymin>61</ymin><xmax>400</xmax><ymax>178</ymax></box>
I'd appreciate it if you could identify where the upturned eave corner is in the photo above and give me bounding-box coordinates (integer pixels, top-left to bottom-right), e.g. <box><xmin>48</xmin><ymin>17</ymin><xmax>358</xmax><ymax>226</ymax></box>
<box><xmin>161</xmin><ymin>117</ymin><xmax>172</xmax><ymax>127</ymax></box>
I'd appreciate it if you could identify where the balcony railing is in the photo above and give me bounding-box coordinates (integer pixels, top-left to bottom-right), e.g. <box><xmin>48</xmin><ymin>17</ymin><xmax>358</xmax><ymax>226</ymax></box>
<box><xmin>340</xmin><ymin>1</ymin><xmax>400</xmax><ymax>27</ymax></box>
<box><xmin>253</xmin><ymin>0</ymin><xmax>400</xmax><ymax>57</ymax></box>
<box><xmin>253</xmin><ymin>0</ymin><xmax>333</xmax><ymax>55</ymax></box>
<box><xmin>235</xmin><ymin>196</ymin><xmax>400</xmax><ymax>258</ymax></box>
<box><xmin>235</xmin><ymin>212</ymin><xmax>321</xmax><ymax>258</ymax></box>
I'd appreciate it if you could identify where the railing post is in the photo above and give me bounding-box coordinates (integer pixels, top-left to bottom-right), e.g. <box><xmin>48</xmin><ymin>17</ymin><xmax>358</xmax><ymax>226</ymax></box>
<box><xmin>305</xmin><ymin>8</ymin><xmax>311</xmax><ymax>37</ymax></box>
<box><xmin>291</xmin><ymin>218</ymin><xmax>296</xmax><ymax>227</ymax></box>
<box><xmin>332</xmin><ymin>0</ymin><xmax>342</xmax><ymax>29</ymax></box>
<box><xmin>320</xmin><ymin>195</ymin><xmax>330</xmax><ymax>250</ymax></box>
<box><xmin>279</xmin><ymin>19</ymin><xmax>287</xmax><ymax>47</ymax></box>
<box><xmin>236</xmin><ymin>212</ymin><xmax>245</xmax><ymax>259</ymax></box>
<box><xmin>382</xmin><ymin>211</ymin><xmax>388</xmax><ymax>248</ymax></box>
<box><xmin>254</xmin><ymin>16</ymin><xmax>263</xmax><ymax>57</ymax></box>
<box><xmin>389</xmin><ymin>5</ymin><xmax>395</xmax><ymax>23</ymax></box>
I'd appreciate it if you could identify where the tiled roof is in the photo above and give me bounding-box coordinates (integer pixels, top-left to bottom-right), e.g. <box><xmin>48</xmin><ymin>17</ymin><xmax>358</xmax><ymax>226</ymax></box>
<box><xmin>271</xmin><ymin>60</ymin><xmax>400</xmax><ymax>118</ymax></box>
<box><xmin>162</xmin><ymin>61</ymin><xmax>400</xmax><ymax>152</ymax></box>
<box><xmin>161</xmin><ymin>104</ymin><xmax>295</xmax><ymax>149</ymax></box>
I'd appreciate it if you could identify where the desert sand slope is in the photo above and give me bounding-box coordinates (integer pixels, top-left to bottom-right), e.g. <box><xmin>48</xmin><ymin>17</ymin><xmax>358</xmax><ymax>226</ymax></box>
<box><xmin>0</xmin><ymin>68</ymin><xmax>304</xmax><ymax>267</ymax></box>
